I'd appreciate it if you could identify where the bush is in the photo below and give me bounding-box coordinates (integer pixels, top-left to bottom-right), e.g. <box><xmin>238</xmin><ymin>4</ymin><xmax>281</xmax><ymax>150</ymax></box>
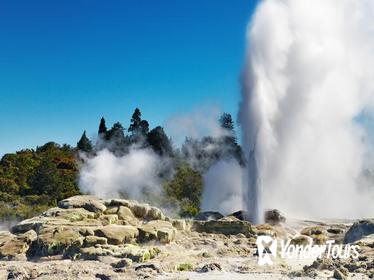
<box><xmin>164</xmin><ymin>162</ymin><xmax>202</xmax><ymax>217</ymax></box>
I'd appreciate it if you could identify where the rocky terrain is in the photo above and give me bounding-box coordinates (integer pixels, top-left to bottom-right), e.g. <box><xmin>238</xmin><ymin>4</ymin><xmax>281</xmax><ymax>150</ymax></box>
<box><xmin>0</xmin><ymin>195</ymin><xmax>373</xmax><ymax>279</ymax></box>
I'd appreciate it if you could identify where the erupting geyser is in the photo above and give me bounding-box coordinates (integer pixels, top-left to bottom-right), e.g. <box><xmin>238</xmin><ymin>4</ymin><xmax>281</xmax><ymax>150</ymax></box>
<box><xmin>240</xmin><ymin>0</ymin><xmax>374</xmax><ymax>223</ymax></box>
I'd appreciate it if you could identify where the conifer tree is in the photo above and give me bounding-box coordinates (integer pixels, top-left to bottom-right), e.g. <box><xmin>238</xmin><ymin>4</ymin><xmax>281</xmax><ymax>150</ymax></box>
<box><xmin>128</xmin><ymin>108</ymin><xmax>149</xmax><ymax>142</ymax></box>
<box><xmin>98</xmin><ymin>117</ymin><xmax>107</xmax><ymax>135</ymax></box>
<box><xmin>147</xmin><ymin>126</ymin><xmax>172</xmax><ymax>156</ymax></box>
<box><xmin>77</xmin><ymin>131</ymin><xmax>93</xmax><ymax>153</ymax></box>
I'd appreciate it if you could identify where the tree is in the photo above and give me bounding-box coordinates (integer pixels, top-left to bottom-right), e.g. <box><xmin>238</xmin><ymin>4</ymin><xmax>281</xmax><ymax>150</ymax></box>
<box><xmin>128</xmin><ymin>108</ymin><xmax>149</xmax><ymax>141</ymax></box>
<box><xmin>219</xmin><ymin>113</ymin><xmax>235</xmax><ymax>136</ymax></box>
<box><xmin>98</xmin><ymin>117</ymin><xmax>107</xmax><ymax>136</ymax></box>
<box><xmin>105</xmin><ymin>122</ymin><xmax>129</xmax><ymax>154</ymax></box>
<box><xmin>77</xmin><ymin>131</ymin><xmax>93</xmax><ymax>153</ymax></box>
<box><xmin>129</xmin><ymin>108</ymin><xmax>141</xmax><ymax>133</ymax></box>
<box><xmin>106</xmin><ymin>122</ymin><xmax>125</xmax><ymax>141</ymax></box>
<box><xmin>164</xmin><ymin>162</ymin><xmax>203</xmax><ymax>216</ymax></box>
<box><xmin>31</xmin><ymin>151</ymin><xmax>79</xmax><ymax>202</ymax></box>
<box><xmin>147</xmin><ymin>126</ymin><xmax>173</xmax><ymax>156</ymax></box>
<box><xmin>219</xmin><ymin>113</ymin><xmax>245</xmax><ymax>165</ymax></box>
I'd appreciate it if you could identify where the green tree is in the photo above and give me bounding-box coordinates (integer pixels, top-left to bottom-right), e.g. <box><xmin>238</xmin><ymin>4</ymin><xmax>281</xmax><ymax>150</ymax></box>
<box><xmin>31</xmin><ymin>156</ymin><xmax>79</xmax><ymax>202</ymax></box>
<box><xmin>105</xmin><ymin>122</ymin><xmax>130</xmax><ymax>154</ymax></box>
<box><xmin>98</xmin><ymin>117</ymin><xmax>107</xmax><ymax>136</ymax></box>
<box><xmin>219</xmin><ymin>113</ymin><xmax>245</xmax><ymax>166</ymax></box>
<box><xmin>77</xmin><ymin>131</ymin><xmax>93</xmax><ymax>153</ymax></box>
<box><xmin>219</xmin><ymin>113</ymin><xmax>235</xmax><ymax>132</ymax></box>
<box><xmin>106</xmin><ymin>122</ymin><xmax>125</xmax><ymax>142</ymax></box>
<box><xmin>147</xmin><ymin>126</ymin><xmax>173</xmax><ymax>156</ymax></box>
<box><xmin>0</xmin><ymin>141</ymin><xmax>80</xmax><ymax>221</ymax></box>
<box><xmin>128</xmin><ymin>108</ymin><xmax>149</xmax><ymax>142</ymax></box>
<box><xmin>164</xmin><ymin>162</ymin><xmax>202</xmax><ymax>216</ymax></box>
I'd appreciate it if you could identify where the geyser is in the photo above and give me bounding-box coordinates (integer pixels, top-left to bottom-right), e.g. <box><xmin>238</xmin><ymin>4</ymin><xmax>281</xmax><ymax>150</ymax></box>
<box><xmin>240</xmin><ymin>0</ymin><xmax>374</xmax><ymax>223</ymax></box>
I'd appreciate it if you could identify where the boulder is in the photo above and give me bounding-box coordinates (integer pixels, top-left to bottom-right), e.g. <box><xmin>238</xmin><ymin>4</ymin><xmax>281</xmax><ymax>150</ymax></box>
<box><xmin>18</xmin><ymin>230</ymin><xmax>38</xmax><ymax>244</ymax></box>
<box><xmin>290</xmin><ymin>235</ymin><xmax>313</xmax><ymax>246</ymax></box>
<box><xmin>145</xmin><ymin>207</ymin><xmax>165</xmax><ymax>221</ymax></box>
<box><xmin>229</xmin><ymin>210</ymin><xmax>249</xmax><ymax>221</ymax></box>
<box><xmin>108</xmin><ymin>198</ymin><xmax>137</xmax><ymax>208</ymax></box>
<box><xmin>80</xmin><ymin>244</ymin><xmax>151</xmax><ymax>262</ymax></box>
<box><xmin>79</xmin><ymin>228</ymin><xmax>95</xmax><ymax>237</ymax></box>
<box><xmin>172</xmin><ymin>219</ymin><xmax>186</xmax><ymax>231</ymax></box>
<box><xmin>193</xmin><ymin>220</ymin><xmax>254</xmax><ymax>237</ymax></box>
<box><xmin>138</xmin><ymin>220</ymin><xmax>176</xmax><ymax>243</ymax></box>
<box><xmin>0</xmin><ymin>232</ymin><xmax>30</xmax><ymax>260</ymax></box>
<box><xmin>301</xmin><ymin>226</ymin><xmax>327</xmax><ymax>245</ymax></box>
<box><xmin>58</xmin><ymin>195</ymin><xmax>106</xmax><ymax>213</ymax></box>
<box><xmin>36</xmin><ymin>227</ymin><xmax>83</xmax><ymax>257</ymax></box>
<box><xmin>264</xmin><ymin>209</ymin><xmax>286</xmax><ymax>225</ymax></box>
<box><xmin>98</xmin><ymin>214</ymin><xmax>118</xmax><ymax>226</ymax></box>
<box><xmin>117</xmin><ymin>206</ymin><xmax>138</xmax><ymax>226</ymax></box>
<box><xmin>12</xmin><ymin>215</ymin><xmax>103</xmax><ymax>235</ymax></box>
<box><xmin>108</xmin><ymin>199</ymin><xmax>150</xmax><ymax>219</ymax></box>
<box><xmin>255</xmin><ymin>224</ymin><xmax>285</xmax><ymax>238</ymax></box>
<box><xmin>194</xmin><ymin>211</ymin><xmax>224</xmax><ymax>221</ymax></box>
<box><xmin>344</xmin><ymin>220</ymin><xmax>374</xmax><ymax>244</ymax></box>
<box><xmin>111</xmin><ymin>258</ymin><xmax>133</xmax><ymax>268</ymax></box>
<box><xmin>131</xmin><ymin>203</ymin><xmax>151</xmax><ymax>218</ymax></box>
<box><xmin>95</xmin><ymin>225</ymin><xmax>138</xmax><ymax>245</ymax></box>
<box><xmin>327</xmin><ymin>228</ymin><xmax>344</xmax><ymax>235</ymax></box>
<box><xmin>11</xmin><ymin>217</ymin><xmax>47</xmax><ymax>234</ymax></box>
<box><xmin>83</xmin><ymin>236</ymin><xmax>107</xmax><ymax>247</ymax></box>
<box><xmin>104</xmin><ymin>206</ymin><xmax>119</xmax><ymax>215</ymax></box>
<box><xmin>41</xmin><ymin>207</ymin><xmax>96</xmax><ymax>221</ymax></box>
<box><xmin>218</xmin><ymin>216</ymin><xmax>241</xmax><ymax>222</ymax></box>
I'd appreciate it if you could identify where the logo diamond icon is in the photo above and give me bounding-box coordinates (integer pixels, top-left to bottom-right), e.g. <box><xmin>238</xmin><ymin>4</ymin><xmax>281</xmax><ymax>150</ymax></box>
<box><xmin>256</xmin><ymin>236</ymin><xmax>277</xmax><ymax>266</ymax></box>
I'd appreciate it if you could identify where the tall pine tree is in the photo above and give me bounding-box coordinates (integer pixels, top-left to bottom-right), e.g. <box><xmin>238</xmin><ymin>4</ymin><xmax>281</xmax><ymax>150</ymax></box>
<box><xmin>128</xmin><ymin>108</ymin><xmax>149</xmax><ymax>143</ymax></box>
<box><xmin>219</xmin><ymin>113</ymin><xmax>245</xmax><ymax>166</ymax></box>
<box><xmin>77</xmin><ymin>131</ymin><xmax>93</xmax><ymax>153</ymax></box>
<box><xmin>219</xmin><ymin>113</ymin><xmax>235</xmax><ymax>136</ymax></box>
<box><xmin>98</xmin><ymin>117</ymin><xmax>107</xmax><ymax>136</ymax></box>
<box><xmin>147</xmin><ymin>126</ymin><xmax>173</xmax><ymax>156</ymax></box>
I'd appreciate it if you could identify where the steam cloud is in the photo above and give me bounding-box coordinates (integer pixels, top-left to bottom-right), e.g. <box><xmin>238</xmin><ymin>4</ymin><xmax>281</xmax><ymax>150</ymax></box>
<box><xmin>79</xmin><ymin>106</ymin><xmax>243</xmax><ymax>215</ymax></box>
<box><xmin>79</xmin><ymin>148</ymin><xmax>165</xmax><ymax>201</ymax></box>
<box><xmin>240</xmin><ymin>0</ymin><xmax>374</xmax><ymax>222</ymax></box>
<box><xmin>202</xmin><ymin>159</ymin><xmax>245</xmax><ymax>215</ymax></box>
<box><xmin>165</xmin><ymin>106</ymin><xmax>230</xmax><ymax>145</ymax></box>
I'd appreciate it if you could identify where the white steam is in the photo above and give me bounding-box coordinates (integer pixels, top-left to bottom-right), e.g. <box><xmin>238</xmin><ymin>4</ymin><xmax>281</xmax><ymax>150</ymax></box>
<box><xmin>79</xmin><ymin>106</ymin><xmax>245</xmax><ymax>215</ymax></box>
<box><xmin>202</xmin><ymin>159</ymin><xmax>245</xmax><ymax>215</ymax></box>
<box><xmin>165</xmin><ymin>106</ymin><xmax>229</xmax><ymax>145</ymax></box>
<box><xmin>240</xmin><ymin>0</ymin><xmax>374</xmax><ymax>222</ymax></box>
<box><xmin>79</xmin><ymin>148</ymin><xmax>165</xmax><ymax>201</ymax></box>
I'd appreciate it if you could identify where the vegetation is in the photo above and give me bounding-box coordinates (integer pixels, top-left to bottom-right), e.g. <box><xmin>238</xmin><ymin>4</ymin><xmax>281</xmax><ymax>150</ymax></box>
<box><xmin>176</xmin><ymin>263</ymin><xmax>194</xmax><ymax>271</ymax></box>
<box><xmin>0</xmin><ymin>108</ymin><xmax>244</xmax><ymax>221</ymax></box>
<box><xmin>164</xmin><ymin>162</ymin><xmax>203</xmax><ymax>216</ymax></box>
<box><xmin>77</xmin><ymin>131</ymin><xmax>93</xmax><ymax>153</ymax></box>
<box><xmin>0</xmin><ymin>143</ymin><xmax>80</xmax><ymax>221</ymax></box>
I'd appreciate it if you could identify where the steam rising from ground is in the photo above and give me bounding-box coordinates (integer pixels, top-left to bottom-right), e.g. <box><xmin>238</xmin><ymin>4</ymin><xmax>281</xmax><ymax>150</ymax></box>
<box><xmin>79</xmin><ymin>106</ymin><xmax>242</xmax><ymax>214</ymax></box>
<box><xmin>165</xmin><ymin>106</ymin><xmax>229</xmax><ymax>145</ymax></box>
<box><xmin>79</xmin><ymin>148</ymin><xmax>165</xmax><ymax>201</ymax></box>
<box><xmin>202</xmin><ymin>159</ymin><xmax>245</xmax><ymax>215</ymax></box>
<box><xmin>240</xmin><ymin>0</ymin><xmax>374</xmax><ymax>222</ymax></box>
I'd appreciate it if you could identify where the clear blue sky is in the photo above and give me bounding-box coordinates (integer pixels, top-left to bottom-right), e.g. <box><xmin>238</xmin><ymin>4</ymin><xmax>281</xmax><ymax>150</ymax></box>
<box><xmin>0</xmin><ymin>0</ymin><xmax>258</xmax><ymax>156</ymax></box>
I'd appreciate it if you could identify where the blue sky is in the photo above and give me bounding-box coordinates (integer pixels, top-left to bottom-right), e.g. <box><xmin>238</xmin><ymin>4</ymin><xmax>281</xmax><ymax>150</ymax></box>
<box><xmin>0</xmin><ymin>0</ymin><xmax>258</xmax><ymax>155</ymax></box>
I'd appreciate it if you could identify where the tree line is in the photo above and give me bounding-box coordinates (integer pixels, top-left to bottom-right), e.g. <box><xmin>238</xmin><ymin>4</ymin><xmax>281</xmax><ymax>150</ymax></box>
<box><xmin>0</xmin><ymin>108</ymin><xmax>244</xmax><ymax>221</ymax></box>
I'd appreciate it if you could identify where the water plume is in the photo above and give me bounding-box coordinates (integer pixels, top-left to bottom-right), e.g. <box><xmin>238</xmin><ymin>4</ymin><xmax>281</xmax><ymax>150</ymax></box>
<box><xmin>240</xmin><ymin>0</ymin><xmax>374</xmax><ymax>223</ymax></box>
